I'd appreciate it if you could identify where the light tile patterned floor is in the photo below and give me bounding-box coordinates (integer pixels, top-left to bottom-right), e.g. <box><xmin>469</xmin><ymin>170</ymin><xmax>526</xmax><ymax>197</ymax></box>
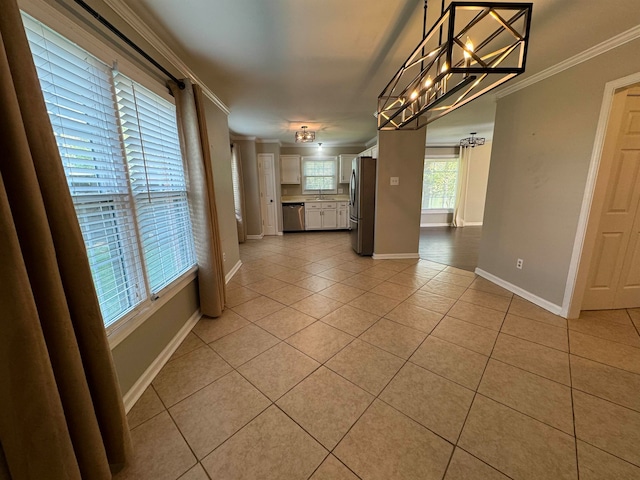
<box><xmin>116</xmin><ymin>232</ymin><xmax>640</xmax><ymax>480</ymax></box>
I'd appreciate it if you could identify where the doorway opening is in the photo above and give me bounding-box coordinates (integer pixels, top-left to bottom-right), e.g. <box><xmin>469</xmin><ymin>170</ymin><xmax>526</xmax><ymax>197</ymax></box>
<box><xmin>418</xmin><ymin>143</ymin><xmax>491</xmax><ymax>271</ymax></box>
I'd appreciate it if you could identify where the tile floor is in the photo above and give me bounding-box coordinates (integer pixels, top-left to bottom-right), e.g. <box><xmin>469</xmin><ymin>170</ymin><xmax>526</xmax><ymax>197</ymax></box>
<box><xmin>117</xmin><ymin>232</ymin><xmax>640</xmax><ymax>480</ymax></box>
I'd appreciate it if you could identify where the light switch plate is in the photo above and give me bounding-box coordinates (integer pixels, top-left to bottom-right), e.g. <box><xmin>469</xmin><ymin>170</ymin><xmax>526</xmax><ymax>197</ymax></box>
<box><xmin>390</xmin><ymin>177</ymin><xmax>400</xmax><ymax>186</ymax></box>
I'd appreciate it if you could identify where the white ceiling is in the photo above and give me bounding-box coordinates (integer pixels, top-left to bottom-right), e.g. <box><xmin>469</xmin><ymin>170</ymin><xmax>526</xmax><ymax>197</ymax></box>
<box><xmin>124</xmin><ymin>0</ymin><xmax>639</xmax><ymax>146</ymax></box>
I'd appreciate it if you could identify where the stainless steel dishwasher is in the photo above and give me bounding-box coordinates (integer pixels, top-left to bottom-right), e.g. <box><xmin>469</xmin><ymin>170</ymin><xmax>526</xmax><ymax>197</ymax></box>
<box><xmin>282</xmin><ymin>203</ymin><xmax>305</xmax><ymax>232</ymax></box>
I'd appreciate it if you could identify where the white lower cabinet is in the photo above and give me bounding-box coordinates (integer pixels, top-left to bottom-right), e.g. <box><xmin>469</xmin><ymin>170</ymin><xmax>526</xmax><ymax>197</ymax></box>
<box><xmin>305</xmin><ymin>202</ymin><xmax>345</xmax><ymax>230</ymax></box>
<box><xmin>337</xmin><ymin>202</ymin><xmax>349</xmax><ymax>229</ymax></box>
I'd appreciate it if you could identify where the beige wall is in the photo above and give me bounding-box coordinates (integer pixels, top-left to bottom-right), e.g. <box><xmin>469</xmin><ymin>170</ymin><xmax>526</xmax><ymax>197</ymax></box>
<box><xmin>112</xmin><ymin>278</ymin><xmax>199</xmax><ymax>394</ymax></box>
<box><xmin>203</xmin><ymin>99</ymin><xmax>240</xmax><ymax>274</ymax></box>
<box><xmin>375</xmin><ymin>129</ymin><xmax>426</xmax><ymax>255</ymax></box>
<box><xmin>478</xmin><ymin>38</ymin><xmax>640</xmax><ymax>306</ymax></box>
<box><xmin>236</xmin><ymin>140</ymin><xmax>262</xmax><ymax>236</ymax></box>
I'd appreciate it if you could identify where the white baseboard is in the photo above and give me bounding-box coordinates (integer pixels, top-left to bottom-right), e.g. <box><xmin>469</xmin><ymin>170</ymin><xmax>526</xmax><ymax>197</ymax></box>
<box><xmin>474</xmin><ymin>268</ymin><xmax>564</xmax><ymax>316</ymax></box>
<box><xmin>420</xmin><ymin>223</ymin><xmax>452</xmax><ymax>227</ymax></box>
<box><xmin>372</xmin><ymin>253</ymin><xmax>421</xmax><ymax>260</ymax></box>
<box><xmin>462</xmin><ymin>222</ymin><xmax>483</xmax><ymax>226</ymax></box>
<box><xmin>225</xmin><ymin>260</ymin><xmax>242</xmax><ymax>284</ymax></box>
<box><xmin>122</xmin><ymin>309</ymin><xmax>201</xmax><ymax>413</ymax></box>
<box><xmin>277</xmin><ymin>231</ymin><xmax>284</xmax><ymax>236</ymax></box>
<box><xmin>247</xmin><ymin>234</ymin><xmax>264</xmax><ymax>240</ymax></box>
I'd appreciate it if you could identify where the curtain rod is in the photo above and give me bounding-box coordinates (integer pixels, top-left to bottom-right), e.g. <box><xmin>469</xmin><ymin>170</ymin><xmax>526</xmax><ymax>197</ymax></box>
<box><xmin>72</xmin><ymin>0</ymin><xmax>185</xmax><ymax>89</ymax></box>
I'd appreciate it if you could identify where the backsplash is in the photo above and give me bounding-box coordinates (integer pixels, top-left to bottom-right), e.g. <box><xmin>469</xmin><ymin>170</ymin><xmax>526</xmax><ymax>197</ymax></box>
<box><xmin>281</xmin><ymin>183</ymin><xmax>349</xmax><ymax>196</ymax></box>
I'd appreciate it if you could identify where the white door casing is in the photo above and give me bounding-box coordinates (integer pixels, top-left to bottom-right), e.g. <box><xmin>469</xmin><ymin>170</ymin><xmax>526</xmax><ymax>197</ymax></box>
<box><xmin>258</xmin><ymin>153</ymin><xmax>277</xmax><ymax>235</ymax></box>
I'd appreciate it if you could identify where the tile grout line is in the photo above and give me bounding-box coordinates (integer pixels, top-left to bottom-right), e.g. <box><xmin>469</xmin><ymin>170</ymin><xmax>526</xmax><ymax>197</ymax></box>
<box><xmin>443</xmin><ymin>289</ymin><xmax>515</xmax><ymax>479</ymax></box>
<box><xmin>568</xmin><ymin>329</ymin><xmax>581</xmax><ymax>480</ymax></box>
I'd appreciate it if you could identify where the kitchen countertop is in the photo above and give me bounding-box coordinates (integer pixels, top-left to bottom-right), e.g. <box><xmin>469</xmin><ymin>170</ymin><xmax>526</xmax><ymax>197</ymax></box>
<box><xmin>281</xmin><ymin>195</ymin><xmax>349</xmax><ymax>203</ymax></box>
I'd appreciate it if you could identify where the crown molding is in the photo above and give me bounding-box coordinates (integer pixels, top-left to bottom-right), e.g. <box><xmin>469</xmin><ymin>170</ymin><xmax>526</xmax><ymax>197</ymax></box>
<box><xmin>102</xmin><ymin>0</ymin><xmax>230</xmax><ymax>114</ymax></box>
<box><xmin>255</xmin><ymin>139</ymin><xmax>282</xmax><ymax>145</ymax></box>
<box><xmin>365</xmin><ymin>136</ymin><xmax>378</xmax><ymax>148</ymax></box>
<box><xmin>230</xmin><ymin>135</ymin><xmax>257</xmax><ymax>142</ymax></box>
<box><xmin>497</xmin><ymin>24</ymin><xmax>640</xmax><ymax>99</ymax></box>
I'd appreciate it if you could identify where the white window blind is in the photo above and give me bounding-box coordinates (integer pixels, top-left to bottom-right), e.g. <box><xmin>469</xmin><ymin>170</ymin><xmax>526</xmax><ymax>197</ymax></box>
<box><xmin>114</xmin><ymin>74</ymin><xmax>195</xmax><ymax>294</ymax></box>
<box><xmin>422</xmin><ymin>156</ymin><xmax>459</xmax><ymax>210</ymax></box>
<box><xmin>23</xmin><ymin>13</ymin><xmax>196</xmax><ymax>330</ymax></box>
<box><xmin>302</xmin><ymin>156</ymin><xmax>338</xmax><ymax>194</ymax></box>
<box><xmin>24</xmin><ymin>14</ymin><xmax>145</xmax><ymax>326</ymax></box>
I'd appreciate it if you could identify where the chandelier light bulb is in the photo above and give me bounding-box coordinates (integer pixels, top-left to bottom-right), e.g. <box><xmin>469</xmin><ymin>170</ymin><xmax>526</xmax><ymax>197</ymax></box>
<box><xmin>424</xmin><ymin>76</ymin><xmax>433</xmax><ymax>88</ymax></box>
<box><xmin>410</xmin><ymin>90</ymin><xmax>418</xmax><ymax>100</ymax></box>
<box><xmin>464</xmin><ymin>37</ymin><xmax>474</xmax><ymax>59</ymax></box>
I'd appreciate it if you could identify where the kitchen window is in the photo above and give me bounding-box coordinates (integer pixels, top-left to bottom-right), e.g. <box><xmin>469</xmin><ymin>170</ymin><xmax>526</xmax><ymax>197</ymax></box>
<box><xmin>23</xmin><ymin>13</ymin><xmax>196</xmax><ymax>331</ymax></box>
<box><xmin>421</xmin><ymin>155</ymin><xmax>459</xmax><ymax>210</ymax></box>
<box><xmin>301</xmin><ymin>156</ymin><xmax>338</xmax><ymax>194</ymax></box>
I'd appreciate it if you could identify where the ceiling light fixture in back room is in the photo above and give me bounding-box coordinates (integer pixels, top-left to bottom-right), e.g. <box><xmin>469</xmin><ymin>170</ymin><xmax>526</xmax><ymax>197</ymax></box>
<box><xmin>295</xmin><ymin>126</ymin><xmax>316</xmax><ymax>143</ymax></box>
<box><xmin>377</xmin><ymin>0</ymin><xmax>532</xmax><ymax>131</ymax></box>
<box><xmin>460</xmin><ymin>132</ymin><xmax>485</xmax><ymax>147</ymax></box>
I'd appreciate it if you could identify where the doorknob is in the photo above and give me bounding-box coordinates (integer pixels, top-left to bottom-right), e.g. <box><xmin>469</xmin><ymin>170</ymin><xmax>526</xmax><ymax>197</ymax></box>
<box><xmin>270</xmin><ymin>199</ymin><xmax>273</xmax><ymax>203</ymax></box>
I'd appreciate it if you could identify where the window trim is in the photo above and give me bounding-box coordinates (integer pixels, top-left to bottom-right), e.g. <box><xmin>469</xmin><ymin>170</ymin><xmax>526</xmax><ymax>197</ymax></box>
<box><xmin>22</xmin><ymin>1</ymin><xmax>199</xmax><ymax>346</ymax></box>
<box><xmin>107</xmin><ymin>266</ymin><xmax>197</xmax><ymax>348</ymax></box>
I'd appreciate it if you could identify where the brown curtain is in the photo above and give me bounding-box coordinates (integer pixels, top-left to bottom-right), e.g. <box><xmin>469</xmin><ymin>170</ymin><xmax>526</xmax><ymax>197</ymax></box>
<box><xmin>0</xmin><ymin>0</ymin><xmax>131</xmax><ymax>478</ymax></box>
<box><xmin>232</xmin><ymin>144</ymin><xmax>247</xmax><ymax>243</ymax></box>
<box><xmin>170</xmin><ymin>80</ymin><xmax>226</xmax><ymax>317</ymax></box>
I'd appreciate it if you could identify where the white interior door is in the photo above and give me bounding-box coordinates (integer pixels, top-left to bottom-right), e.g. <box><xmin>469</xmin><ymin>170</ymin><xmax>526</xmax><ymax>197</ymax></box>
<box><xmin>258</xmin><ymin>153</ymin><xmax>277</xmax><ymax>235</ymax></box>
<box><xmin>583</xmin><ymin>88</ymin><xmax>640</xmax><ymax>309</ymax></box>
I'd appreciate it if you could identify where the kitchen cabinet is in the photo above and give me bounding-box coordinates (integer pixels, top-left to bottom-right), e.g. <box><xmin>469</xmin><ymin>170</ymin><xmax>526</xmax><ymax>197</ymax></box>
<box><xmin>305</xmin><ymin>201</ymin><xmax>339</xmax><ymax>230</ymax></box>
<box><xmin>339</xmin><ymin>154</ymin><xmax>355</xmax><ymax>184</ymax></box>
<box><xmin>337</xmin><ymin>201</ymin><xmax>349</xmax><ymax>229</ymax></box>
<box><xmin>358</xmin><ymin>145</ymin><xmax>378</xmax><ymax>159</ymax></box>
<box><xmin>280</xmin><ymin>155</ymin><xmax>301</xmax><ymax>184</ymax></box>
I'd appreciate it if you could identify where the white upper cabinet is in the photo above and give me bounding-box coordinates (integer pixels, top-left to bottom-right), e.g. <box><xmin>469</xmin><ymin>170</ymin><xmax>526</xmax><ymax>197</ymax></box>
<box><xmin>338</xmin><ymin>154</ymin><xmax>355</xmax><ymax>184</ymax></box>
<box><xmin>280</xmin><ymin>155</ymin><xmax>301</xmax><ymax>184</ymax></box>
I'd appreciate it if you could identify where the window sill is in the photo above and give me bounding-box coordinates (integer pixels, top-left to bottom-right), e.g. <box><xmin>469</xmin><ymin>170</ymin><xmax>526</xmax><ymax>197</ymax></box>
<box><xmin>422</xmin><ymin>208</ymin><xmax>454</xmax><ymax>214</ymax></box>
<box><xmin>107</xmin><ymin>266</ymin><xmax>198</xmax><ymax>349</ymax></box>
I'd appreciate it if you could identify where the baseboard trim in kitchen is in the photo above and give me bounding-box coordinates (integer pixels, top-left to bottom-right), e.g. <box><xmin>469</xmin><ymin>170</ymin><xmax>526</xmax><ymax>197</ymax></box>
<box><xmin>246</xmin><ymin>234</ymin><xmax>264</xmax><ymax>240</ymax></box>
<box><xmin>372</xmin><ymin>253</ymin><xmax>421</xmax><ymax>260</ymax></box>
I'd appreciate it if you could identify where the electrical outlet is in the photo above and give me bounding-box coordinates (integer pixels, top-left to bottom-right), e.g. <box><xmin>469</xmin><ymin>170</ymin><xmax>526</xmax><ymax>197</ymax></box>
<box><xmin>516</xmin><ymin>258</ymin><xmax>523</xmax><ymax>269</ymax></box>
<box><xmin>223</xmin><ymin>252</ymin><xmax>226</xmax><ymax>262</ymax></box>
<box><xmin>390</xmin><ymin>177</ymin><xmax>400</xmax><ymax>186</ymax></box>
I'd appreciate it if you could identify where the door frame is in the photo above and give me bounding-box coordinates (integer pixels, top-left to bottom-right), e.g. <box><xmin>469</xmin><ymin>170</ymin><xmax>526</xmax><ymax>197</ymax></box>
<box><xmin>562</xmin><ymin>71</ymin><xmax>640</xmax><ymax>317</ymax></box>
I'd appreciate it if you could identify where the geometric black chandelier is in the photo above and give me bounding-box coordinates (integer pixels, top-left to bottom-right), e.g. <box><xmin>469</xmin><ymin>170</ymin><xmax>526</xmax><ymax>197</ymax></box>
<box><xmin>295</xmin><ymin>125</ymin><xmax>316</xmax><ymax>143</ymax></box>
<box><xmin>377</xmin><ymin>1</ymin><xmax>532</xmax><ymax>130</ymax></box>
<box><xmin>460</xmin><ymin>132</ymin><xmax>485</xmax><ymax>147</ymax></box>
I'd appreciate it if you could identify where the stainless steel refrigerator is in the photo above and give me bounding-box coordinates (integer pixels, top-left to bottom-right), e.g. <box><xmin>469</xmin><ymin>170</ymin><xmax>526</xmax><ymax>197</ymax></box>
<box><xmin>350</xmin><ymin>156</ymin><xmax>376</xmax><ymax>255</ymax></box>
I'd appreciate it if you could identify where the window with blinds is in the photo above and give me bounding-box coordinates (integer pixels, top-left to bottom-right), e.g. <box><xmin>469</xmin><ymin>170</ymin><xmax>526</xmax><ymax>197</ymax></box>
<box><xmin>114</xmin><ymin>75</ymin><xmax>195</xmax><ymax>294</ymax></box>
<box><xmin>23</xmin><ymin>13</ymin><xmax>196</xmax><ymax>330</ymax></box>
<box><xmin>301</xmin><ymin>156</ymin><xmax>338</xmax><ymax>194</ymax></box>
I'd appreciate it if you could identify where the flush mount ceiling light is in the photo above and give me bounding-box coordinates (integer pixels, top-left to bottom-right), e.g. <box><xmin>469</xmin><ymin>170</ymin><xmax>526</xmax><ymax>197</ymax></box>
<box><xmin>295</xmin><ymin>126</ymin><xmax>316</xmax><ymax>143</ymax></box>
<box><xmin>460</xmin><ymin>132</ymin><xmax>485</xmax><ymax>147</ymax></box>
<box><xmin>377</xmin><ymin>1</ymin><xmax>532</xmax><ymax>131</ymax></box>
